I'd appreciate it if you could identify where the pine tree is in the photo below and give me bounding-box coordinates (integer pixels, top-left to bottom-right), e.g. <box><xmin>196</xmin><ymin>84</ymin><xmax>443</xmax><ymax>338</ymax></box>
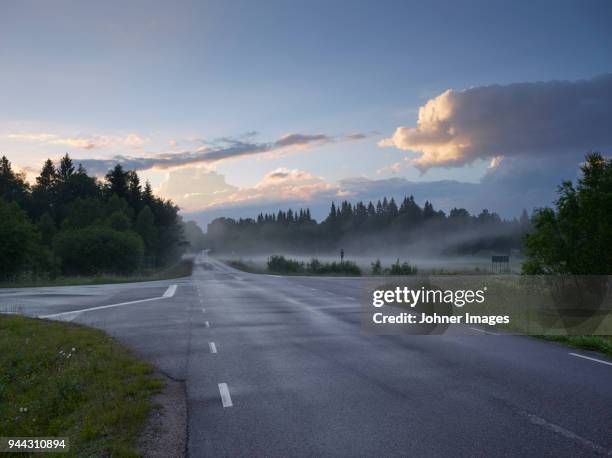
<box><xmin>36</xmin><ymin>159</ymin><xmax>57</xmax><ymax>190</ymax></box>
<box><xmin>105</xmin><ymin>164</ymin><xmax>129</xmax><ymax>198</ymax></box>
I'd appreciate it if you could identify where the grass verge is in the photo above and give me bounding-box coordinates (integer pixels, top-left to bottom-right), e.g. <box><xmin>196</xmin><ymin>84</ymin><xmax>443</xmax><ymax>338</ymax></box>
<box><xmin>538</xmin><ymin>335</ymin><xmax>612</xmax><ymax>358</ymax></box>
<box><xmin>0</xmin><ymin>315</ymin><xmax>163</xmax><ymax>457</ymax></box>
<box><xmin>0</xmin><ymin>258</ymin><xmax>194</xmax><ymax>289</ymax></box>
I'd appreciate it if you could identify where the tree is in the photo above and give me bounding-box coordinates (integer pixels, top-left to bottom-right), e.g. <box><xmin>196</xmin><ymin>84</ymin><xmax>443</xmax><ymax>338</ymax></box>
<box><xmin>0</xmin><ymin>155</ymin><xmax>29</xmax><ymax>204</ymax></box>
<box><xmin>135</xmin><ymin>206</ymin><xmax>158</xmax><ymax>255</ymax></box>
<box><xmin>523</xmin><ymin>153</ymin><xmax>612</xmax><ymax>274</ymax></box>
<box><xmin>0</xmin><ymin>198</ymin><xmax>39</xmax><ymax>279</ymax></box>
<box><xmin>36</xmin><ymin>159</ymin><xmax>57</xmax><ymax>190</ymax></box>
<box><xmin>108</xmin><ymin>211</ymin><xmax>131</xmax><ymax>232</ymax></box>
<box><xmin>57</xmin><ymin>154</ymin><xmax>75</xmax><ymax>183</ymax></box>
<box><xmin>127</xmin><ymin>170</ymin><xmax>142</xmax><ymax>210</ymax></box>
<box><xmin>53</xmin><ymin>227</ymin><xmax>144</xmax><ymax>275</ymax></box>
<box><xmin>37</xmin><ymin>212</ymin><xmax>56</xmax><ymax>245</ymax></box>
<box><xmin>105</xmin><ymin>164</ymin><xmax>129</xmax><ymax>198</ymax></box>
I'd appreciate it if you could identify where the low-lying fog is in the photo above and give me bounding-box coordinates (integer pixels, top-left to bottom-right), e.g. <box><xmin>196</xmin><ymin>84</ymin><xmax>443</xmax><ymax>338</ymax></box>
<box><xmin>217</xmin><ymin>253</ymin><xmax>524</xmax><ymax>274</ymax></box>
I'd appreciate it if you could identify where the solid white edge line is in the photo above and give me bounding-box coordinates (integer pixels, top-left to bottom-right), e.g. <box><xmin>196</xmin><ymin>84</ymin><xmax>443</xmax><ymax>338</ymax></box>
<box><xmin>218</xmin><ymin>383</ymin><xmax>233</xmax><ymax>407</ymax></box>
<box><xmin>569</xmin><ymin>352</ymin><xmax>612</xmax><ymax>367</ymax></box>
<box><xmin>209</xmin><ymin>342</ymin><xmax>217</xmax><ymax>354</ymax></box>
<box><xmin>40</xmin><ymin>284</ymin><xmax>178</xmax><ymax>319</ymax></box>
<box><xmin>469</xmin><ymin>327</ymin><xmax>500</xmax><ymax>335</ymax></box>
<box><xmin>526</xmin><ymin>413</ymin><xmax>611</xmax><ymax>455</ymax></box>
<box><xmin>163</xmin><ymin>284</ymin><xmax>177</xmax><ymax>298</ymax></box>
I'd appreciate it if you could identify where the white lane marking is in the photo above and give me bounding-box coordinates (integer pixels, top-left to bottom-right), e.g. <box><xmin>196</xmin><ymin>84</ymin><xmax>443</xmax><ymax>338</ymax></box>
<box><xmin>209</xmin><ymin>342</ymin><xmax>217</xmax><ymax>354</ymax></box>
<box><xmin>525</xmin><ymin>413</ymin><xmax>611</xmax><ymax>455</ymax></box>
<box><xmin>569</xmin><ymin>352</ymin><xmax>612</xmax><ymax>367</ymax></box>
<box><xmin>218</xmin><ymin>383</ymin><xmax>233</xmax><ymax>407</ymax></box>
<box><xmin>205</xmin><ymin>321</ymin><xmax>210</xmax><ymax>327</ymax></box>
<box><xmin>40</xmin><ymin>285</ymin><xmax>178</xmax><ymax>321</ymax></box>
<box><xmin>469</xmin><ymin>327</ymin><xmax>501</xmax><ymax>335</ymax></box>
<box><xmin>201</xmin><ymin>308</ymin><xmax>206</xmax><ymax>312</ymax></box>
<box><xmin>345</xmin><ymin>296</ymin><xmax>356</xmax><ymax>301</ymax></box>
<box><xmin>163</xmin><ymin>284</ymin><xmax>177</xmax><ymax>298</ymax></box>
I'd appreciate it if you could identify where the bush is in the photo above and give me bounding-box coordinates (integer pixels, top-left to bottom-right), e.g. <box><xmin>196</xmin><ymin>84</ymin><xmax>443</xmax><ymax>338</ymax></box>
<box><xmin>267</xmin><ymin>255</ymin><xmax>304</xmax><ymax>273</ymax></box>
<box><xmin>371</xmin><ymin>259</ymin><xmax>382</xmax><ymax>275</ymax></box>
<box><xmin>267</xmin><ymin>255</ymin><xmax>361</xmax><ymax>275</ymax></box>
<box><xmin>53</xmin><ymin>227</ymin><xmax>144</xmax><ymax>275</ymax></box>
<box><xmin>384</xmin><ymin>259</ymin><xmax>418</xmax><ymax>275</ymax></box>
<box><xmin>306</xmin><ymin>258</ymin><xmax>361</xmax><ymax>275</ymax></box>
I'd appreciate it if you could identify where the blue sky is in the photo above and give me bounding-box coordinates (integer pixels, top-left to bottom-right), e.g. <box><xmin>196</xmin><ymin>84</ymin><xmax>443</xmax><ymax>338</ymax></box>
<box><xmin>1</xmin><ymin>0</ymin><xmax>611</xmax><ymax>221</ymax></box>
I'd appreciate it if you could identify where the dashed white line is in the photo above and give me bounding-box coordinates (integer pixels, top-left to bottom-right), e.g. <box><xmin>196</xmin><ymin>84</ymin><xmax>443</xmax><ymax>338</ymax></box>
<box><xmin>209</xmin><ymin>342</ymin><xmax>217</xmax><ymax>354</ymax></box>
<box><xmin>218</xmin><ymin>383</ymin><xmax>233</xmax><ymax>407</ymax></box>
<box><xmin>569</xmin><ymin>352</ymin><xmax>612</xmax><ymax>367</ymax></box>
<box><xmin>205</xmin><ymin>320</ymin><xmax>210</xmax><ymax>327</ymax></box>
<box><xmin>201</xmin><ymin>308</ymin><xmax>206</xmax><ymax>313</ymax></box>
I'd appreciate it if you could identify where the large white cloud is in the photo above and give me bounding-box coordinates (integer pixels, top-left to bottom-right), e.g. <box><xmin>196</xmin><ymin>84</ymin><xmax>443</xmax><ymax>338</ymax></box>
<box><xmin>159</xmin><ymin>167</ymin><xmax>337</xmax><ymax>212</ymax></box>
<box><xmin>380</xmin><ymin>75</ymin><xmax>612</xmax><ymax>170</ymax></box>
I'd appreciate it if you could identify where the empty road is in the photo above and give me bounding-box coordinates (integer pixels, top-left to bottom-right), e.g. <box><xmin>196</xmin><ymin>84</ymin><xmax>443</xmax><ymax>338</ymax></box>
<box><xmin>1</xmin><ymin>253</ymin><xmax>611</xmax><ymax>457</ymax></box>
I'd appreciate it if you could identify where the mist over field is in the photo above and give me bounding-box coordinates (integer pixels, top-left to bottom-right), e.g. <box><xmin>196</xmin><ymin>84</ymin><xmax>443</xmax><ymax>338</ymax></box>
<box><xmin>192</xmin><ymin>195</ymin><xmax>529</xmax><ymax>274</ymax></box>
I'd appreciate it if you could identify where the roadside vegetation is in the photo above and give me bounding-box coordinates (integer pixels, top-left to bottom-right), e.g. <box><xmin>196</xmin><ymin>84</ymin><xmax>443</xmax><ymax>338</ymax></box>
<box><xmin>0</xmin><ymin>314</ymin><xmax>163</xmax><ymax>456</ymax></box>
<box><xmin>371</xmin><ymin>258</ymin><xmax>417</xmax><ymax>275</ymax></box>
<box><xmin>0</xmin><ymin>154</ymin><xmax>190</xmax><ymax>283</ymax></box>
<box><xmin>267</xmin><ymin>255</ymin><xmax>362</xmax><ymax>276</ymax></box>
<box><xmin>521</xmin><ymin>153</ymin><xmax>612</xmax><ymax>356</ymax></box>
<box><xmin>0</xmin><ymin>258</ymin><xmax>193</xmax><ymax>289</ymax></box>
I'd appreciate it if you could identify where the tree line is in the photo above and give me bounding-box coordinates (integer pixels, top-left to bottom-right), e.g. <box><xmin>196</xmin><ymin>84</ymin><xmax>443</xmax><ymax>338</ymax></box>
<box><xmin>0</xmin><ymin>154</ymin><xmax>184</xmax><ymax>280</ymax></box>
<box><xmin>205</xmin><ymin>195</ymin><xmax>531</xmax><ymax>255</ymax></box>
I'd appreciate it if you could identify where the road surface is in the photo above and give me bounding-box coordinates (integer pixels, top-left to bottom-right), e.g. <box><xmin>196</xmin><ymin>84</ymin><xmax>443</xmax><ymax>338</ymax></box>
<box><xmin>1</xmin><ymin>253</ymin><xmax>611</xmax><ymax>457</ymax></box>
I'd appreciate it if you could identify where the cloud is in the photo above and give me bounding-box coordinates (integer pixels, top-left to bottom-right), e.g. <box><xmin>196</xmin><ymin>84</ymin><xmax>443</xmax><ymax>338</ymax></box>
<box><xmin>159</xmin><ymin>167</ymin><xmax>337</xmax><ymax>212</ymax></box>
<box><xmin>273</xmin><ymin>133</ymin><xmax>331</xmax><ymax>148</ymax></box>
<box><xmin>380</xmin><ymin>74</ymin><xmax>612</xmax><ymax>170</ymax></box>
<box><xmin>158</xmin><ymin>168</ymin><xmax>238</xmax><ymax>210</ymax></box>
<box><xmin>6</xmin><ymin>132</ymin><xmax>149</xmax><ymax>151</ymax></box>
<box><xmin>74</xmin><ymin>131</ymin><xmax>367</xmax><ymax>175</ymax></box>
<box><xmin>377</xmin><ymin>161</ymin><xmax>403</xmax><ymax>174</ymax></box>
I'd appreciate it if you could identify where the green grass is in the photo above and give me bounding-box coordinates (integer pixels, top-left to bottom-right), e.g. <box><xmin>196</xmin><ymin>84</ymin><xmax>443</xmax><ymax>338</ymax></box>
<box><xmin>538</xmin><ymin>335</ymin><xmax>612</xmax><ymax>357</ymax></box>
<box><xmin>0</xmin><ymin>315</ymin><xmax>163</xmax><ymax>457</ymax></box>
<box><xmin>0</xmin><ymin>258</ymin><xmax>193</xmax><ymax>289</ymax></box>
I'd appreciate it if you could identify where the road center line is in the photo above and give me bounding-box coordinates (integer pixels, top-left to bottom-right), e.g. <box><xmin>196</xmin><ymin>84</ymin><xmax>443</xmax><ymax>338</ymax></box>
<box><xmin>218</xmin><ymin>383</ymin><xmax>233</xmax><ymax>407</ymax></box>
<box><xmin>569</xmin><ymin>352</ymin><xmax>612</xmax><ymax>367</ymax></box>
<box><xmin>209</xmin><ymin>342</ymin><xmax>217</xmax><ymax>353</ymax></box>
<box><xmin>40</xmin><ymin>284</ymin><xmax>178</xmax><ymax>321</ymax></box>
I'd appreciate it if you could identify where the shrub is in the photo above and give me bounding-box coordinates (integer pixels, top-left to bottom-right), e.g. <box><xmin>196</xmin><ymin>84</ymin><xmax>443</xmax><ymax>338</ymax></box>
<box><xmin>53</xmin><ymin>227</ymin><xmax>144</xmax><ymax>275</ymax></box>
<box><xmin>267</xmin><ymin>255</ymin><xmax>304</xmax><ymax>273</ymax></box>
<box><xmin>384</xmin><ymin>259</ymin><xmax>418</xmax><ymax>275</ymax></box>
<box><xmin>371</xmin><ymin>259</ymin><xmax>382</xmax><ymax>275</ymax></box>
<box><xmin>306</xmin><ymin>258</ymin><xmax>361</xmax><ymax>275</ymax></box>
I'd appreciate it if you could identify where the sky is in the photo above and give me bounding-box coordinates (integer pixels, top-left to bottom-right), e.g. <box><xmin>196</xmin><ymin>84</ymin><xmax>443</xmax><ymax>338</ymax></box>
<box><xmin>1</xmin><ymin>0</ymin><xmax>611</xmax><ymax>226</ymax></box>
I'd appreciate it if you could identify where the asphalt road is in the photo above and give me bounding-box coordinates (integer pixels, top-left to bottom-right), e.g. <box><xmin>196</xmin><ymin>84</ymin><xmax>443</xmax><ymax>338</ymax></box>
<box><xmin>1</xmin><ymin>253</ymin><xmax>611</xmax><ymax>457</ymax></box>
